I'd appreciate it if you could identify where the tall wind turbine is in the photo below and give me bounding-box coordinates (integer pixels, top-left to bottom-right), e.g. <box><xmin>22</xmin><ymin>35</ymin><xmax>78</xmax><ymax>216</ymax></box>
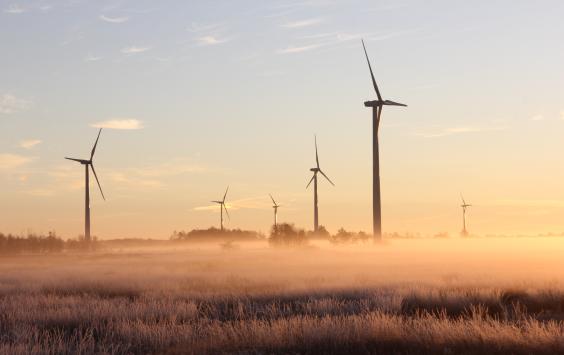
<box><xmin>362</xmin><ymin>39</ymin><xmax>407</xmax><ymax>240</ymax></box>
<box><xmin>269</xmin><ymin>194</ymin><xmax>280</xmax><ymax>230</ymax></box>
<box><xmin>460</xmin><ymin>194</ymin><xmax>472</xmax><ymax>237</ymax></box>
<box><xmin>65</xmin><ymin>128</ymin><xmax>105</xmax><ymax>242</ymax></box>
<box><xmin>306</xmin><ymin>136</ymin><xmax>334</xmax><ymax>232</ymax></box>
<box><xmin>212</xmin><ymin>186</ymin><xmax>230</xmax><ymax>231</ymax></box>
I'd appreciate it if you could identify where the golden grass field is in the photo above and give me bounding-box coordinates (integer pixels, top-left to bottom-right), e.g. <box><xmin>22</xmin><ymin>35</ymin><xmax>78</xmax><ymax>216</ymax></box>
<box><xmin>2</xmin><ymin>237</ymin><xmax>564</xmax><ymax>354</ymax></box>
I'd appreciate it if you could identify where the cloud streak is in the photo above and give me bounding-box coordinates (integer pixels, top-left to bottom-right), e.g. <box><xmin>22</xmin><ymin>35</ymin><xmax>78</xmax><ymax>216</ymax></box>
<box><xmin>99</xmin><ymin>15</ymin><xmax>129</xmax><ymax>24</ymax></box>
<box><xmin>19</xmin><ymin>139</ymin><xmax>41</xmax><ymax>149</ymax></box>
<box><xmin>278</xmin><ymin>43</ymin><xmax>323</xmax><ymax>54</ymax></box>
<box><xmin>91</xmin><ymin>119</ymin><xmax>144</xmax><ymax>130</ymax></box>
<box><xmin>194</xmin><ymin>195</ymin><xmax>273</xmax><ymax>212</ymax></box>
<box><xmin>85</xmin><ymin>54</ymin><xmax>102</xmax><ymax>62</ymax></box>
<box><xmin>282</xmin><ymin>18</ymin><xmax>323</xmax><ymax>29</ymax></box>
<box><xmin>0</xmin><ymin>154</ymin><xmax>34</xmax><ymax>170</ymax></box>
<box><xmin>4</xmin><ymin>4</ymin><xmax>25</xmax><ymax>14</ymax></box>
<box><xmin>415</xmin><ymin>126</ymin><xmax>507</xmax><ymax>138</ymax></box>
<box><xmin>196</xmin><ymin>36</ymin><xmax>228</xmax><ymax>46</ymax></box>
<box><xmin>121</xmin><ymin>46</ymin><xmax>151</xmax><ymax>54</ymax></box>
<box><xmin>0</xmin><ymin>94</ymin><xmax>31</xmax><ymax>114</ymax></box>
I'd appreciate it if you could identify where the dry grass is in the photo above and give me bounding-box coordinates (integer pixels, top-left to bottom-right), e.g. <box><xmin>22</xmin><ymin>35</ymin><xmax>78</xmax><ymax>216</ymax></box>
<box><xmin>1</xmin><ymin>238</ymin><xmax>564</xmax><ymax>354</ymax></box>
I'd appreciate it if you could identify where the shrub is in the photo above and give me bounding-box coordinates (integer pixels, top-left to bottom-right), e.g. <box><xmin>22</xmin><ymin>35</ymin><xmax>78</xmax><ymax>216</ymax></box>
<box><xmin>171</xmin><ymin>228</ymin><xmax>262</xmax><ymax>242</ymax></box>
<box><xmin>0</xmin><ymin>231</ymin><xmax>65</xmax><ymax>254</ymax></box>
<box><xmin>269</xmin><ymin>223</ymin><xmax>308</xmax><ymax>247</ymax></box>
<box><xmin>329</xmin><ymin>228</ymin><xmax>370</xmax><ymax>244</ymax></box>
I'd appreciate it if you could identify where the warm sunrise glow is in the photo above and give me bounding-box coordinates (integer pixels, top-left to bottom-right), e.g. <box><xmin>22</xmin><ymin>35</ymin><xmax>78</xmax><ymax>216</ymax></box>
<box><xmin>1</xmin><ymin>1</ymin><xmax>563</xmax><ymax>239</ymax></box>
<box><xmin>2</xmin><ymin>2</ymin><xmax>564</xmax><ymax>353</ymax></box>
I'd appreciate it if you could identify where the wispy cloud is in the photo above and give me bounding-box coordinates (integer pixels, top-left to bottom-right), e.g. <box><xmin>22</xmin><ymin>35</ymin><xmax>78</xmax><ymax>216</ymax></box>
<box><xmin>85</xmin><ymin>54</ymin><xmax>102</xmax><ymax>62</ymax></box>
<box><xmin>194</xmin><ymin>195</ymin><xmax>272</xmax><ymax>212</ymax></box>
<box><xmin>530</xmin><ymin>114</ymin><xmax>544</xmax><ymax>121</ymax></box>
<box><xmin>19</xmin><ymin>139</ymin><xmax>41</xmax><ymax>149</ymax></box>
<box><xmin>109</xmin><ymin>158</ymin><xmax>207</xmax><ymax>190</ymax></box>
<box><xmin>560</xmin><ymin>110</ymin><xmax>564</xmax><ymax>120</ymax></box>
<box><xmin>99</xmin><ymin>15</ymin><xmax>129</xmax><ymax>24</ymax></box>
<box><xmin>121</xmin><ymin>46</ymin><xmax>151</xmax><ymax>54</ymax></box>
<box><xmin>25</xmin><ymin>189</ymin><xmax>55</xmax><ymax>197</ymax></box>
<box><xmin>132</xmin><ymin>161</ymin><xmax>206</xmax><ymax>178</ymax></box>
<box><xmin>0</xmin><ymin>154</ymin><xmax>34</xmax><ymax>170</ymax></box>
<box><xmin>282</xmin><ymin>18</ymin><xmax>324</xmax><ymax>29</ymax></box>
<box><xmin>108</xmin><ymin>172</ymin><xmax>163</xmax><ymax>189</ymax></box>
<box><xmin>279</xmin><ymin>30</ymin><xmax>410</xmax><ymax>55</ymax></box>
<box><xmin>91</xmin><ymin>119</ymin><xmax>144</xmax><ymax>130</ymax></box>
<box><xmin>278</xmin><ymin>43</ymin><xmax>323</xmax><ymax>54</ymax></box>
<box><xmin>0</xmin><ymin>94</ymin><xmax>31</xmax><ymax>114</ymax></box>
<box><xmin>4</xmin><ymin>4</ymin><xmax>25</xmax><ymax>14</ymax></box>
<box><xmin>415</xmin><ymin>126</ymin><xmax>507</xmax><ymax>138</ymax></box>
<box><xmin>187</xmin><ymin>22</ymin><xmax>221</xmax><ymax>33</ymax></box>
<box><xmin>196</xmin><ymin>36</ymin><xmax>228</xmax><ymax>46</ymax></box>
<box><xmin>188</xmin><ymin>22</ymin><xmax>230</xmax><ymax>46</ymax></box>
<box><xmin>490</xmin><ymin>199</ymin><xmax>564</xmax><ymax>208</ymax></box>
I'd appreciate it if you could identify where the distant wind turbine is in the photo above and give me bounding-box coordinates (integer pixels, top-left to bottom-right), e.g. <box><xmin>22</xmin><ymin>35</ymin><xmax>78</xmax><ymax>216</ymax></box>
<box><xmin>362</xmin><ymin>39</ymin><xmax>407</xmax><ymax>240</ymax></box>
<box><xmin>460</xmin><ymin>194</ymin><xmax>472</xmax><ymax>237</ymax></box>
<box><xmin>212</xmin><ymin>186</ymin><xmax>230</xmax><ymax>231</ymax></box>
<box><xmin>269</xmin><ymin>194</ymin><xmax>280</xmax><ymax>230</ymax></box>
<box><xmin>65</xmin><ymin>128</ymin><xmax>105</xmax><ymax>242</ymax></box>
<box><xmin>306</xmin><ymin>136</ymin><xmax>334</xmax><ymax>232</ymax></box>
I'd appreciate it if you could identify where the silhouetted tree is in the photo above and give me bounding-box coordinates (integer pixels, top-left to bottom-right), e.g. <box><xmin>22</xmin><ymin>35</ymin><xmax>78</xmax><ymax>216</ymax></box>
<box><xmin>0</xmin><ymin>232</ymin><xmax>64</xmax><ymax>254</ymax></box>
<box><xmin>171</xmin><ymin>228</ymin><xmax>262</xmax><ymax>242</ymax></box>
<box><xmin>308</xmin><ymin>225</ymin><xmax>330</xmax><ymax>240</ymax></box>
<box><xmin>269</xmin><ymin>223</ymin><xmax>308</xmax><ymax>247</ymax></box>
<box><xmin>329</xmin><ymin>228</ymin><xmax>370</xmax><ymax>244</ymax></box>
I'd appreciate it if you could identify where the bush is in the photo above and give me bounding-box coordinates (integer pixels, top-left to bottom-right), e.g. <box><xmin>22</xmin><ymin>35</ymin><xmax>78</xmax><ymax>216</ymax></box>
<box><xmin>269</xmin><ymin>223</ymin><xmax>308</xmax><ymax>247</ymax></box>
<box><xmin>171</xmin><ymin>228</ymin><xmax>262</xmax><ymax>242</ymax></box>
<box><xmin>329</xmin><ymin>228</ymin><xmax>370</xmax><ymax>244</ymax></box>
<box><xmin>0</xmin><ymin>232</ymin><xmax>65</xmax><ymax>254</ymax></box>
<box><xmin>307</xmin><ymin>225</ymin><xmax>330</xmax><ymax>240</ymax></box>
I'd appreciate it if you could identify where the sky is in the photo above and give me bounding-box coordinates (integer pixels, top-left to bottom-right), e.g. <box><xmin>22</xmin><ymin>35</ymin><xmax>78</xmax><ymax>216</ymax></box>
<box><xmin>1</xmin><ymin>0</ymin><xmax>564</xmax><ymax>239</ymax></box>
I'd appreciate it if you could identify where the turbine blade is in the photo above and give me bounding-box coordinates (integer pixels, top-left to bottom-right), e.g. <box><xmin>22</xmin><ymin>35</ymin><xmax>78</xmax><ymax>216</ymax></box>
<box><xmin>361</xmin><ymin>39</ymin><xmax>382</xmax><ymax>101</ymax></box>
<box><xmin>90</xmin><ymin>163</ymin><xmax>105</xmax><ymax>201</ymax></box>
<box><xmin>223</xmin><ymin>186</ymin><xmax>229</xmax><ymax>203</ymax></box>
<box><xmin>212</xmin><ymin>201</ymin><xmax>222</xmax><ymax>204</ymax></box>
<box><xmin>65</xmin><ymin>157</ymin><xmax>85</xmax><ymax>163</ymax></box>
<box><xmin>269</xmin><ymin>194</ymin><xmax>277</xmax><ymax>205</ymax></box>
<box><xmin>90</xmin><ymin>128</ymin><xmax>102</xmax><ymax>160</ymax></box>
<box><xmin>306</xmin><ymin>174</ymin><xmax>315</xmax><ymax>189</ymax></box>
<box><xmin>315</xmin><ymin>135</ymin><xmax>320</xmax><ymax>169</ymax></box>
<box><xmin>384</xmin><ymin>100</ymin><xmax>407</xmax><ymax>107</ymax></box>
<box><xmin>461</xmin><ymin>194</ymin><xmax>466</xmax><ymax>205</ymax></box>
<box><xmin>319</xmin><ymin>169</ymin><xmax>335</xmax><ymax>186</ymax></box>
<box><xmin>377</xmin><ymin>106</ymin><xmax>382</xmax><ymax>122</ymax></box>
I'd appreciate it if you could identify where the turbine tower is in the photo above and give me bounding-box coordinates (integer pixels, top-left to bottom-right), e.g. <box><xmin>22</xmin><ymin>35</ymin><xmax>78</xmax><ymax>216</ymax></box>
<box><xmin>460</xmin><ymin>194</ymin><xmax>472</xmax><ymax>237</ymax></box>
<box><xmin>306</xmin><ymin>136</ymin><xmax>334</xmax><ymax>232</ymax></box>
<box><xmin>269</xmin><ymin>194</ymin><xmax>280</xmax><ymax>230</ymax></box>
<box><xmin>212</xmin><ymin>186</ymin><xmax>230</xmax><ymax>231</ymax></box>
<box><xmin>65</xmin><ymin>128</ymin><xmax>105</xmax><ymax>242</ymax></box>
<box><xmin>362</xmin><ymin>39</ymin><xmax>407</xmax><ymax>240</ymax></box>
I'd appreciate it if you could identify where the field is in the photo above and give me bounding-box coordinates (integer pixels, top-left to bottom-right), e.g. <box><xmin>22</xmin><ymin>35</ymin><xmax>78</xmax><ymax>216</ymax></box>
<box><xmin>2</xmin><ymin>238</ymin><xmax>564</xmax><ymax>354</ymax></box>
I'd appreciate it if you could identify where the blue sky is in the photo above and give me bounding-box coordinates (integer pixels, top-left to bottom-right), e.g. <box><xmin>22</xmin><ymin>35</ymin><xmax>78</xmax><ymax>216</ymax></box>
<box><xmin>1</xmin><ymin>0</ymin><xmax>564</xmax><ymax>238</ymax></box>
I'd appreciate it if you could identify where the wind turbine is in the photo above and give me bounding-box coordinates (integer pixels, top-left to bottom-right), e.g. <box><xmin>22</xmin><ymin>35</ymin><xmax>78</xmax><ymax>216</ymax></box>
<box><xmin>269</xmin><ymin>194</ymin><xmax>280</xmax><ymax>230</ymax></box>
<box><xmin>362</xmin><ymin>39</ymin><xmax>407</xmax><ymax>240</ymax></box>
<box><xmin>460</xmin><ymin>194</ymin><xmax>472</xmax><ymax>237</ymax></box>
<box><xmin>306</xmin><ymin>136</ymin><xmax>334</xmax><ymax>232</ymax></box>
<box><xmin>212</xmin><ymin>186</ymin><xmax>230</xmax><ymax>231</ymax></box>
<box><xmin>65</xmin><ymin>128</ymin><xmax>105</xmax><ymax>242</ymax></box>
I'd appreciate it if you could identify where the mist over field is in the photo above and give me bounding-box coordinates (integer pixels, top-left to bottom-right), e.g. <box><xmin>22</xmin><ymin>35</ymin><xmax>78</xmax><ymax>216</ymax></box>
<box><xmin>2</xmin><ymin>237</ymin><xmax>564</xmax><ymax>354</ymax></box>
